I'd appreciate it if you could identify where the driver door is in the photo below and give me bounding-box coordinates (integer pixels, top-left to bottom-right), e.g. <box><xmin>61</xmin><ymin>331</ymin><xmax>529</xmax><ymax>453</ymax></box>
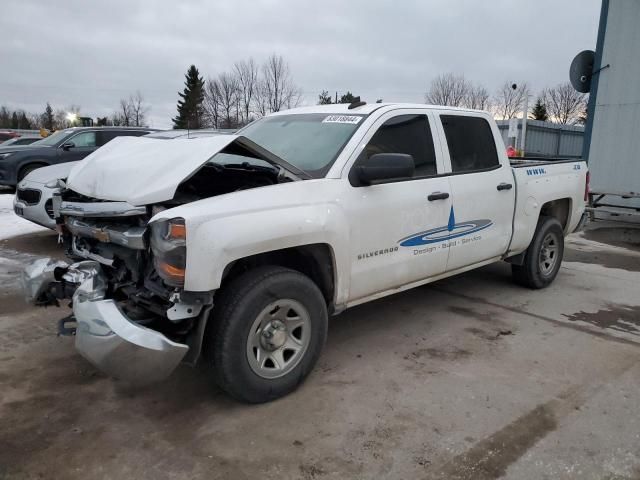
<box><xmin>342</xmin><ymin>110</ymin><xmax>452</xmax><ymax>303</ymax></box>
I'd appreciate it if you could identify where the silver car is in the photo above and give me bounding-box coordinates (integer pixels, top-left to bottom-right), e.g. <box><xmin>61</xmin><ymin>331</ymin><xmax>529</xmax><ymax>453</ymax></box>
<box><xmin>13</xmin><ymin>162</ymin><xmax>75</xmax><ymax>228</ymax></box>
<box><xmin>13</xmin><ymin>129</ymin><xmax>232</xmax><ymax>229</ymax></box>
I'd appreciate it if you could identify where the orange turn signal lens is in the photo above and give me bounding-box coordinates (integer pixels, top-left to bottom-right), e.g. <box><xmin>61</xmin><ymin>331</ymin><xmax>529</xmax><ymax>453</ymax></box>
<box><xmin>156</xmin><ymin>260</ymin><xmax>185</xmax><ymax>285</ymax></box>
<box><xmin>167</xmin><ymin>221</ymin><xmax>186</xmax><ymax>241</ymax></box>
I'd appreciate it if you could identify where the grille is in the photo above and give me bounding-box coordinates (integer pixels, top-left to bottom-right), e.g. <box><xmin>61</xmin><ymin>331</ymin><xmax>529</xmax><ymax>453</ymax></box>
<box><xmin>17</xmin><ymin>188</ymin><xmax>41</xmax><ymax>205</ymax></box>
<box><xmin>45</xmin><ymin>199</ymin><xmax>54</xmax><ymax>219</ymax></box>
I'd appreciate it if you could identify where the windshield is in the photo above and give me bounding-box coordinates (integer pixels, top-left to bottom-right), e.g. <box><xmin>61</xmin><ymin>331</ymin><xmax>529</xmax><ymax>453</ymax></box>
<box><xmin>239</xmin><ymin>113</ymin><xmax>365</xmax><ymax>177</ymax></box>
<box><xmin>32</xmin><ymin>129</ymin><xmax>73</xmax><ymax>147</ymax></box>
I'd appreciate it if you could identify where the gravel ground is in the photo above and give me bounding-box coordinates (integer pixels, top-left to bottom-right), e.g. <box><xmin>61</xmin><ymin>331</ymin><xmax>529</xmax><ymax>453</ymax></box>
<box><xmin>0</xmin><ymin>210</ymin><xmax>639</xmax><ymax>479</ymax></box>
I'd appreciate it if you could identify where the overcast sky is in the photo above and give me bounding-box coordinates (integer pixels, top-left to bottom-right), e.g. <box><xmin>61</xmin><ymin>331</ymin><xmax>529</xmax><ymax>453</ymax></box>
<box><xmin>2</xmin><ymin>0</ymin><xmax>601</xmax><ymax>128</ymax></box>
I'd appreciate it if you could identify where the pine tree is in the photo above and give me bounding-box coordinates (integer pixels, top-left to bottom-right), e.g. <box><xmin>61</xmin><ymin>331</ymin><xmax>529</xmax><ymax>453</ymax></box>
<box><xmin>339</xmin><ymin>92</ymin><xmax>357</xmax><ymax>104</ymax></box>
<box><xmin>173</xmin><ymin>65</ymin><xmax>205</xmax><ymax>129</ymax></box>
<box><xmin>42</xmin><ymin>103</ymin><xmax>54</xmax><ymax>130</ymax></box>
<box><xmin>10</xmin><ymin>112</ymin><xmax>18</xmax><ymax>129</ymax></box>
<box><xmin>530</xmin><ymin>97</ymin><xmax>549</xmax><ymax>121</ymax></box>
<box><xmin>317</xmin><ymin>90</ymin><xmax>332</xmax><ymax>105</ymax></box>
<box><xmin>18</xmin><ymin>112</ymin><xmax>31</xmax><ymax>129</ymax></box>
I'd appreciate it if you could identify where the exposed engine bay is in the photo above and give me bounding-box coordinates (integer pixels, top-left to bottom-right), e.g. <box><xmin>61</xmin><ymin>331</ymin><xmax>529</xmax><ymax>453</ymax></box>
<box><xmin>43</xmin><ymin>139</ymin><xmax>299</xmax><ymax>345</ymax></box>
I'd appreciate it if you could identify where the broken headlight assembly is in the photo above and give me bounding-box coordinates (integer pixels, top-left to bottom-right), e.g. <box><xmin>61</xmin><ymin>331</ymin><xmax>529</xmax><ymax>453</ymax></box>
<box><xmin>150</xmin><ymin>217</ymin><xmax>186</xmax><ymax>287</ymax></box>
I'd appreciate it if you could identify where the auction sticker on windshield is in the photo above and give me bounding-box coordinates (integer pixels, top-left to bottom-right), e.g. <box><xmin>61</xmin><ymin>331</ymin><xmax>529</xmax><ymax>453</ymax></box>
<box><xmin>322</xmin><ymin>115</ymin><xmax>362</xmax><ymax>124</ymax></box>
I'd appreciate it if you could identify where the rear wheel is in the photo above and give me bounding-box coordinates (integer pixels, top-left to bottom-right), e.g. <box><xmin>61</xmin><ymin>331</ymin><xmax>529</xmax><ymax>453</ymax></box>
<box><xmin>206</xmin><ymin>266</ymin><xmax>328</xmax><ymax>403</ymax></box>
<box><xmin>512</xmin><ymin>216</ymin><xmax>564</xmax><ymax>289</ymax></box>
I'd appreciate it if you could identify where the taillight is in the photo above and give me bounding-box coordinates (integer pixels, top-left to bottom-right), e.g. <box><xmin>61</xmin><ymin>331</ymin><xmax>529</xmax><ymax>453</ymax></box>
<box><xmin>150</xmin><ymin>218</ymin><xmax>186</xmax><ymax>287</ymax></box>
<box><xmin>584</xmin><ymin>171</ymin><xmax>590</xmax><ymax>202</ymax></box>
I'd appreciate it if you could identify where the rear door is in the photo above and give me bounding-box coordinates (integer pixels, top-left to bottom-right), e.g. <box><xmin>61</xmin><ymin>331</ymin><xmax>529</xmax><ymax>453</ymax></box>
<box><xmin>97</xmin><ymin>129</ymin><xmax>149</xmax><ymax>146</ymax></box>
<box><xmin>435</xmin><ymin>113</ymin><xmax>515</xmax><ymax>271</ymax></box>
<box><xmin>343</xmin><ymin>110</ymin><xmax>452</xmax><ymax>302</ymax></box>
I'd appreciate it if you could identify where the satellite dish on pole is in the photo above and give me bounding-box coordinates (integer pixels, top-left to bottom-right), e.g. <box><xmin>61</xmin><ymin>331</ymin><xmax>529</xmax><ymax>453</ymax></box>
<box><xmin>570</xmin><ymin>50</ymin><xmax>595</xmax><ymax>93</ymax></box>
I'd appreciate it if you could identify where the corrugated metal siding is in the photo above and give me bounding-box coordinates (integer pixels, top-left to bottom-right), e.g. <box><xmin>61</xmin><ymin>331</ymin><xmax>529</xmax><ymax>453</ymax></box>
<box><xmin>496</xmin><ymin>119</ymin><xmax>584</xmax><ymax>157</ymax></box>
<box><xmin>587</xmin><ymin>0</ymin><xmax>640</xmax><ymax>205</ymax></box>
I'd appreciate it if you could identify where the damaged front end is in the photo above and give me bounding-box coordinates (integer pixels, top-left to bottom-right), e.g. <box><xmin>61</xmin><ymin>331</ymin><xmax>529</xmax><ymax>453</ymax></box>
<box><xmin>24</xmin><ymin>260</ymin><xmax>192</xmax><ymax>383</ymax></box>
<box><xmin>22</xmin><ymin>135</ymin><xmax>300</xmax><ymax>385</ymax></box>
<box><xmin>23</xmin><ymin>194</ymin><xmax>213</xmax><ymax>385</ymax></box>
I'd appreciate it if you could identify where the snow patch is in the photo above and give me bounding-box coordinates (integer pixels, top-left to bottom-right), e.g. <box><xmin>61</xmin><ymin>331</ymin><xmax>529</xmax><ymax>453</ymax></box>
<box><xmin>0</xmin><ymin>193</ymin><xmax>49</xmax><ymax>240</ymax></box>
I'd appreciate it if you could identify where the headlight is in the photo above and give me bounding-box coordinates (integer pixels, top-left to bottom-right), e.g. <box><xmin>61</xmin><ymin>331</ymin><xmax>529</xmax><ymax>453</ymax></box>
<box><xmin>150</xmin><ymin>217</ymin><xmax>186</xmax><ymax>287</ymax></box>
<box><xmin>0</xmin><ymin>152</ymin><xmax>15</xmax><ymax>160</ymax></box>
<box><xmin>45</xmin><ymin>178</ymin><xmax>66</xmax><ymax>189</ymax></box>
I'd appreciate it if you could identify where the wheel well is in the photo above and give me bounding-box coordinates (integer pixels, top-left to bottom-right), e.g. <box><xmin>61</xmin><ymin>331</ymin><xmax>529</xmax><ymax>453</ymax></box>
<box><xmin>221</xmin><ymin>244</ymin><xmax>336</xmax><ymax>310</ymax></box>
<box><xmin>540</xmin><ymin>198</ymin><xmax>571</xmax><ymax>231</ymax></box>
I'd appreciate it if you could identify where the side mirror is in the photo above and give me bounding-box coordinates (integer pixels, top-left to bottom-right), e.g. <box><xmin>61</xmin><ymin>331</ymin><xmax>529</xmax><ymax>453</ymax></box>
<box><xmin>354</xmin><ymin>153</ymin><xmax>414</xmax><ymax>185</ymax></box>
<box><xmin>61</xmin><ymin>142</ymin><xmax>75</xmax><ymax>151</ymax></box>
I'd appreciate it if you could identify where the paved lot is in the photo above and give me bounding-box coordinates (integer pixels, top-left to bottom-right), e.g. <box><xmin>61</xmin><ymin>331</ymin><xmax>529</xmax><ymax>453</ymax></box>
<box><xmin>1</xmin><ymin>213</ymin><xmax>639</xmax><ymax>479</ymax></box>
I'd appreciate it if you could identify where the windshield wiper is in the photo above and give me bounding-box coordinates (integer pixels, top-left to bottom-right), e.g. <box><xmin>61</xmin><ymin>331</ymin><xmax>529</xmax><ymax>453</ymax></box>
<box><xmin>221</xmin><ymin>162</ymin><xmax>278</xmax><ymax>174</ymax></box>
<box><xmin>232</xmin><ymin>136</ymin><xmax>312</xmax><ymax>181</ymax></box>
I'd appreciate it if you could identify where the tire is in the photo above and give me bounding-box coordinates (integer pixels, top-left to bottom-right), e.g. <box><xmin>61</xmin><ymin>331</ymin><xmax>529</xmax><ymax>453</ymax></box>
<box><xmin>18</xmin><ymin>163</ymin><xmax>46</xmax><ymax>182</ymax></box>
<box><xmin>512</xmin><ymin>216</ymin><xmax>564</xmax><ymax>289</ymax></box>
<box><xmin>206</xmin><ymin>266</ymin><xmax>328</xmax><ymax>403</ymax></box>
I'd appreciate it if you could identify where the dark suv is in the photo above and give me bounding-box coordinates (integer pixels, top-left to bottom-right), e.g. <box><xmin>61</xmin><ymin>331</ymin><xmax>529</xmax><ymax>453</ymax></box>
<box><xmin>0</xmin><ymin>126</ymin><xmax>157</xmax><ymax>188</ymax></box>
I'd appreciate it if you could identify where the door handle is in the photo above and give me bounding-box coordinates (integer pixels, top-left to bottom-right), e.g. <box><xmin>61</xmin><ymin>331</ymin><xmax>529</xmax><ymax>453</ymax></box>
<box><xmin>427</xmin><ymin>192</ymin><xmax>450</xmax><ymax>201</ymax></box>
<box><xmin>497</xmin><ymin>183</ymin><xmax>513</xmax><ymax>191</ymax></box>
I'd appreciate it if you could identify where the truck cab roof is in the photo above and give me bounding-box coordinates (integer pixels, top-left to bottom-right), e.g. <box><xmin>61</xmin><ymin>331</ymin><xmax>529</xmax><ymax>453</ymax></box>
<box><xmin>270</xmin><ymin>102</ymin><xmax>488</xmax><ymax>117</ymax></box>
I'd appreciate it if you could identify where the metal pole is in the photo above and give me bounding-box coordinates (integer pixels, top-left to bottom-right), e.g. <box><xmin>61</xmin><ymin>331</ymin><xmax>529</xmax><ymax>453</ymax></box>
<box><xmin>521</xmin><ymin>96</ymin><xmax>529</xmax><ymax>155</ymax></box>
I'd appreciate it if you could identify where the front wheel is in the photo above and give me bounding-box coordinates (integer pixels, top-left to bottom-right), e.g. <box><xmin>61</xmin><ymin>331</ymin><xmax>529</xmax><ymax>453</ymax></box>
<box><xmin>206</xmin><ymin>266</ymin><xmax>328</xmax><ymax>403</ymax></box>
<box><xmin>512</xmin><ymin>216</ymin><xmax>565</xmax><ymax>289</ymax></box>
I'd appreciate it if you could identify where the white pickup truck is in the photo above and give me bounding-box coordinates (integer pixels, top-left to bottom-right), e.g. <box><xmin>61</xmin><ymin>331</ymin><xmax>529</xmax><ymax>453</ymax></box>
<box><xmin>23</xmin><ymin>103</ymin><xmax>588</xmax><ymax>403</ymax></box>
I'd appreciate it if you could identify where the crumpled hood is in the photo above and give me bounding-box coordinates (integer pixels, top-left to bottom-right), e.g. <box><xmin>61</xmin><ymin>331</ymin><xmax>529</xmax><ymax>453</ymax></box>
<box><xmin>66</xmin><ymin>135</ymin><xmax>237</xmax><ymax>205</ymax></box>
<box><xmin>22</xmin><ymin>161</ymin><xmax>79</xmax><ymax>184</ymax></box>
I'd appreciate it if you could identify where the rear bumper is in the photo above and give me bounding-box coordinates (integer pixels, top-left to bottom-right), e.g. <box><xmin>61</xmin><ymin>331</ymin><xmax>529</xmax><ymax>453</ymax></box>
<box><xmin>23</xmin><ymin>260</ymin><xmax>189</xmax><ymax>384</ymax></box>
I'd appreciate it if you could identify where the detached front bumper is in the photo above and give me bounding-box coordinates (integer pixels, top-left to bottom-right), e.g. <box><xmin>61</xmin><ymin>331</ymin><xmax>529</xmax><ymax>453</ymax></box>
<box><xmin>23</xmin><ymin>260</ymin><xmax>189</xmax><ymax>384</ymax></box>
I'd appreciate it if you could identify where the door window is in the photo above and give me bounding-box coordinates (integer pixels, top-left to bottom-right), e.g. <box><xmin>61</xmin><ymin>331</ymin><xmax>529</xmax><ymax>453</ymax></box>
<box><xmin>98</xmin><ymin>130</ymin><xmax>150</xmax><ymax>146</ymax></box>
<box><xmin>440</xmin><ymin>115</ymin><xmax>499</xmax><ymax>173</ymax></box>
<box><xmin>68</xmin><ymin>131</ymin><xmax>96</xmax><ymax>148</ymax></box>
<box><xmin>361</xmin><ymin>114</ymin><xmax>437</xmax><ymax>177</ymax></box>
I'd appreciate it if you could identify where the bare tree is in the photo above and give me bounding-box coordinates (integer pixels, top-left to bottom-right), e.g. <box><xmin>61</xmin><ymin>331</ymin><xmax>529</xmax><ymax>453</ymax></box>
<box><xmin>543</xmin><ymin>82</ymin><xmax>587</xmax><ymax>125</ymax></box>
<box><xmin>253</xmin><ymin>79</ymin><xmax>270</xmax><ymax>118</ymax></box>
<box><xmin>53</xmin><ymin>109</ymin><xmax>68</xmax><ymax>129</ymax></box>
<box><xmin>119</xmin><ymin>98</ymin><xmax>132</xmax><ymax>126</ymax></box>
<box><xmin>494</xmin><ymin>82</ymin><xmax>529</xmax><ymax>120</ymax></box>
<box><xmin>465</xmin><ymin>85</ymin><xmax>491</xmax><ymax>110</ymax></box>
<box><xmin>425</xmin><ymin>73</ymin><xmax>470</xmax><ymax>107</ymax></box>
<box><xmin>234</xmin><ymin>58</ymin><xmax>259</xmax><ymax>125</ymax></box>
<box><xmin>110</xmin><ymin>113</ymin><xmax>124</xmax><ymax>126</ymax></box>
<box><xmin>129</xmin><ymin>91</ymin><xmax>149</xmax><ymax>126</ymax></box>
<box><xmin>203</xmin><ymin>78</ymin><xmax>222</xmax><ymax>129</ymax></box>
<box><xmin>260</xmin><ymin>54</ymin><xmax>300</xmax><ymax>113</ymax></box>
<box><xmin>116</xmin><ymin>92</ymin><xmax>149</xmax><ymax>127</ymax></box>
<box><xmin>216</xmin><ymin>72</ymin><xmax>240</xmax><ymax>128</ymax></box>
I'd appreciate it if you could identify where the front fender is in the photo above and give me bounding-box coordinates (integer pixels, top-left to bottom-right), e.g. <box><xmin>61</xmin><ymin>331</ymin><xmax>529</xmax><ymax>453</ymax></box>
<box><xmin>183</xmin><ymin>202</ymin><xmax>350</xmax><ymax>304</ymax></box>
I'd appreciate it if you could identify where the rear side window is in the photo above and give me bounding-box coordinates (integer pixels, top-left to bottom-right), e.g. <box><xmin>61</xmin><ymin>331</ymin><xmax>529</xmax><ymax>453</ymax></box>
<box><xmin>440</xmin><ymin>115</ymin><xmax>499</xmax><ymax>173</ymax></box>
<box><xmin>97</xmin><ymin>130</ymin><xmax>147</xmax><ymax>146</ymax></box>
<box><xmin>69</xmin><ymin>131</ymin><xmax>96</xmax><ymax>147</ymax></box>
<box><xmin>363</xmin><ymin>114</ymin><xmax>437</xmax><ymax>177</ymax></box>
